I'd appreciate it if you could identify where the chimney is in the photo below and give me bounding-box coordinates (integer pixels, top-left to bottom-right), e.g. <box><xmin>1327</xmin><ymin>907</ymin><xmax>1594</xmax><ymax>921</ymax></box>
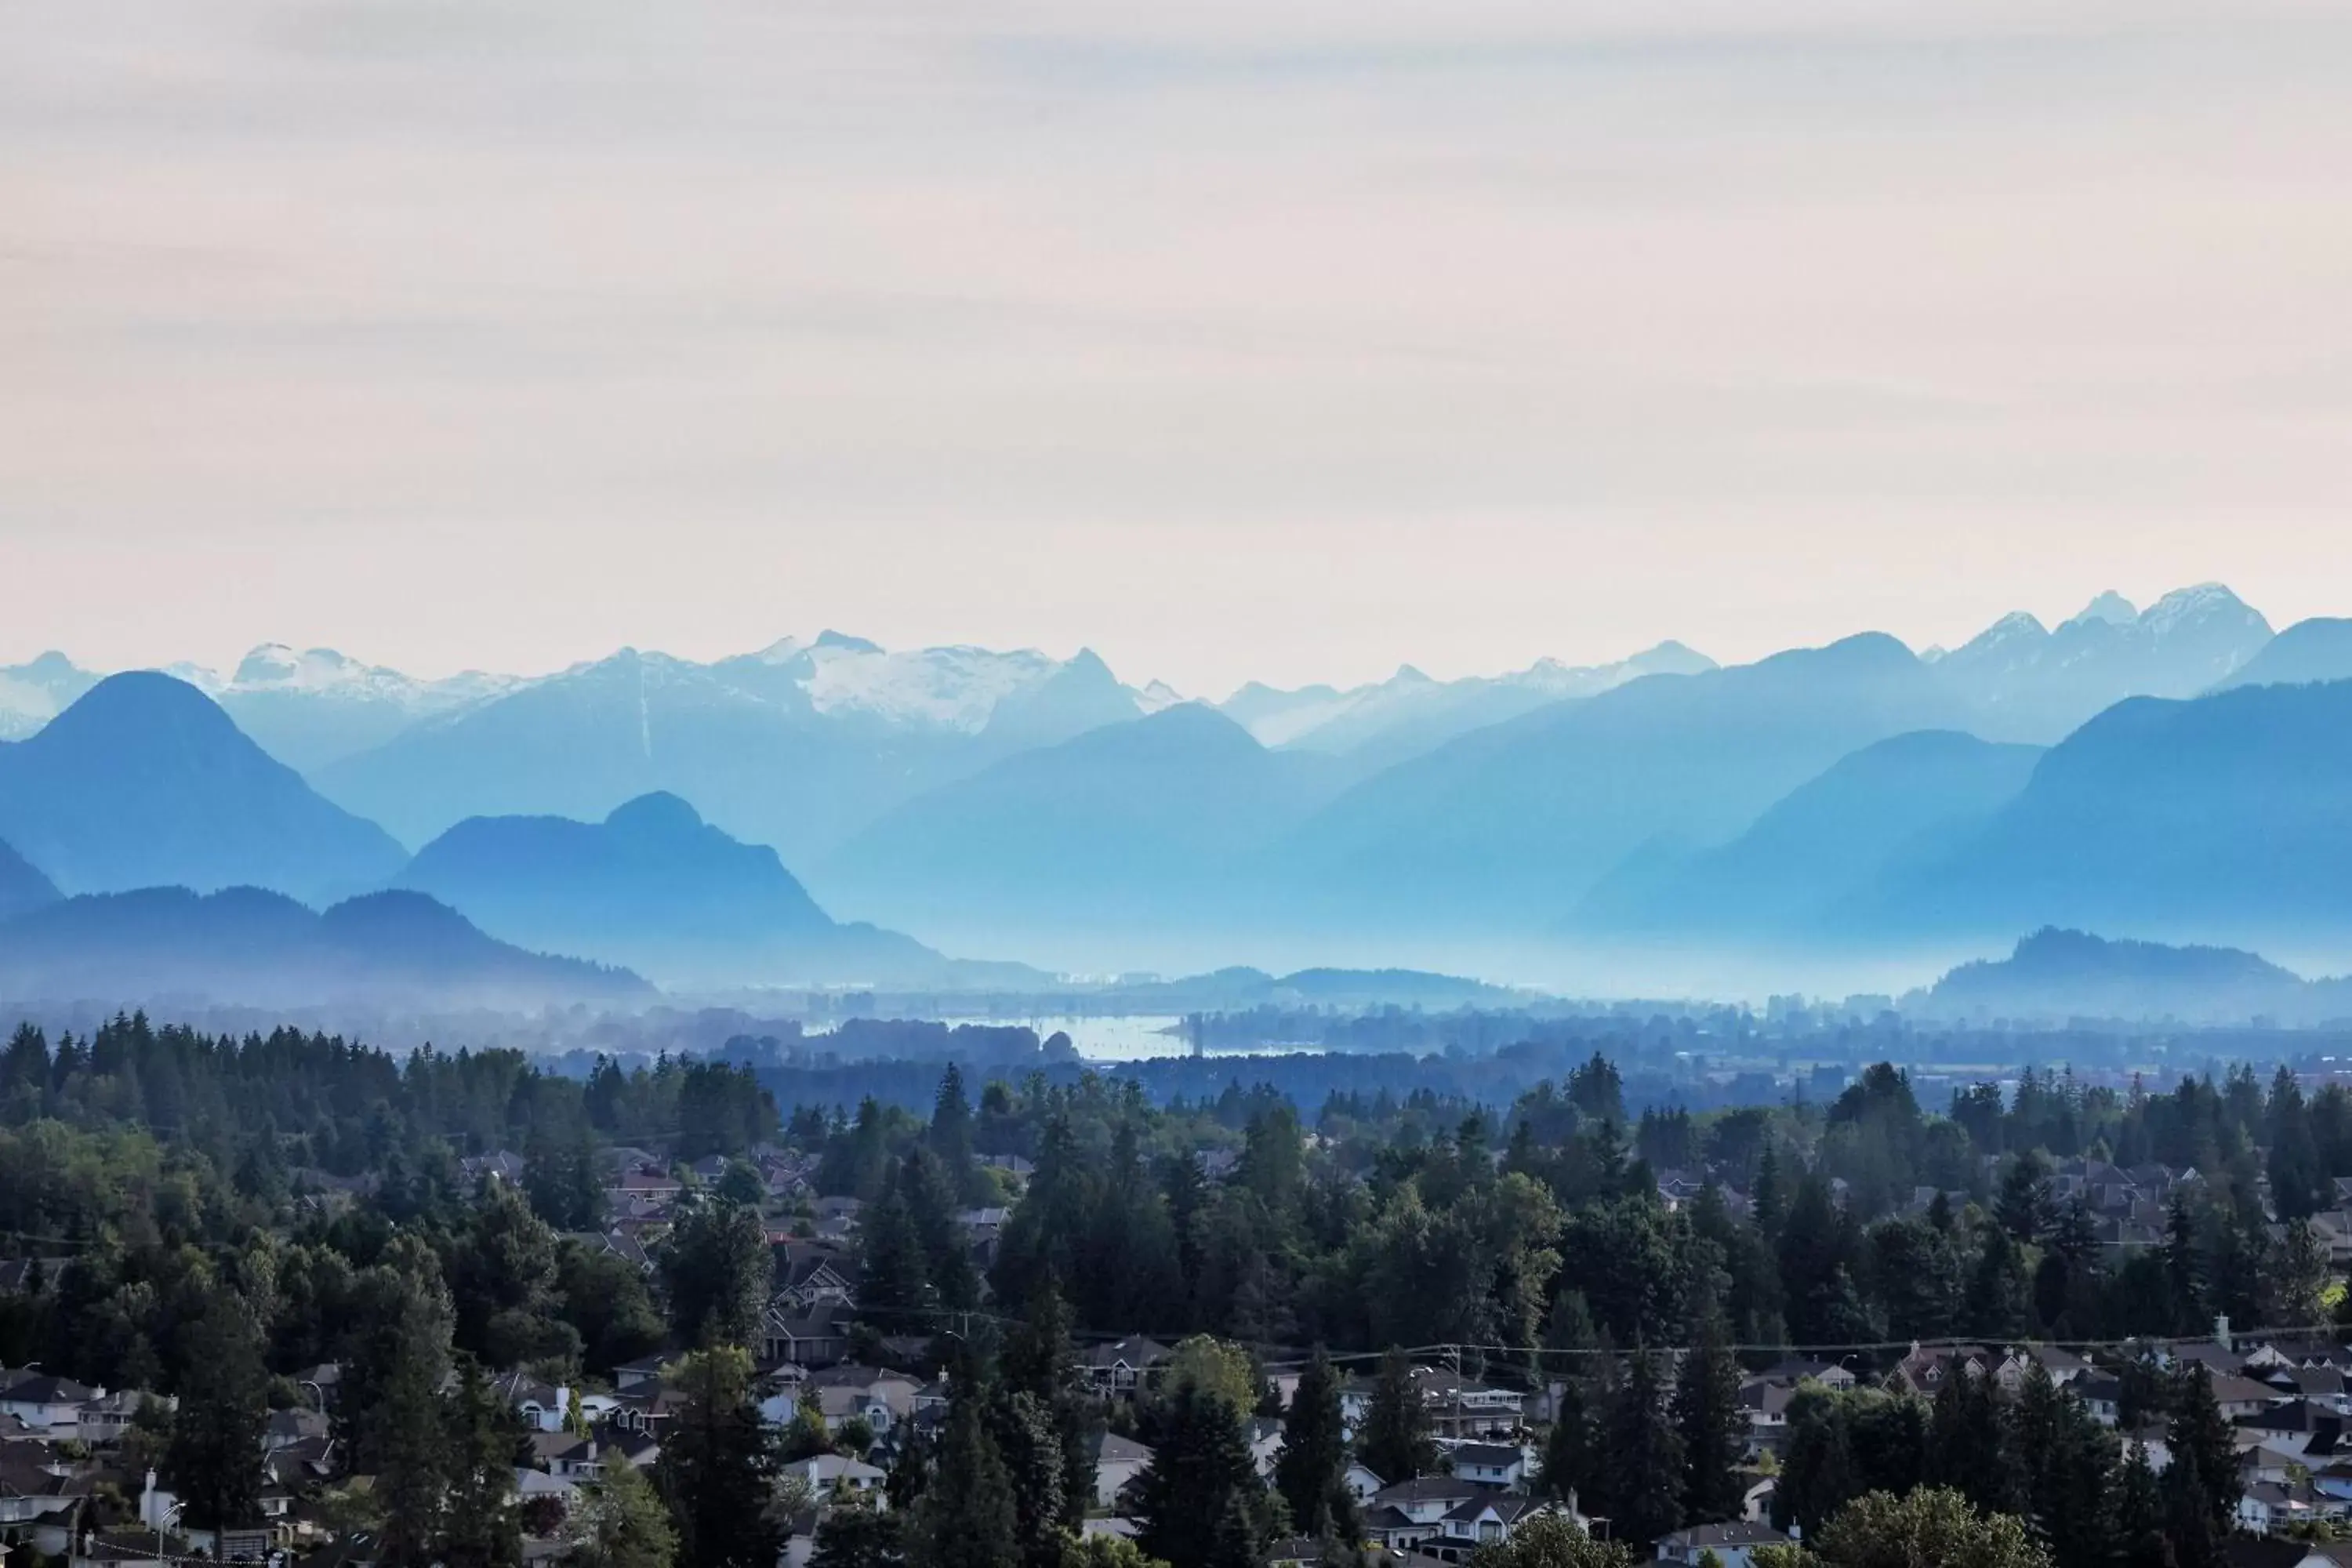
<box><xmin>2216</xmin><ymin>1314</ymin><xmax>2234</xmax><ymax>1352</ymax></box>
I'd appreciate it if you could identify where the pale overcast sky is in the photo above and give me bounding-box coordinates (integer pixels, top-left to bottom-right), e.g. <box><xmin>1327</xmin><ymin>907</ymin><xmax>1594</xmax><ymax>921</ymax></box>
<box><xmin>4</xmin><ymin>0</ymin><xmax>2348</xmax><ymax>695</ymax></box>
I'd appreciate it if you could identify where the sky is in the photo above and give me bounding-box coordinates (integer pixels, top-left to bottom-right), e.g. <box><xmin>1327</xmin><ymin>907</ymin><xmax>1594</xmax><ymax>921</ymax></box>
<box><xmin>4</xmin><ymin>0</ymin><xmax>2350</xmax><ymax>697</ymax></box>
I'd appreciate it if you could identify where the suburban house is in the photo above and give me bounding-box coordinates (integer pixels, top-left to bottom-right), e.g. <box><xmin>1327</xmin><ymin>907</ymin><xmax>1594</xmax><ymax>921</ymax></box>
<box><xmin>1363</xmin><ymin>1476</ymin><xmax>1487</xmax><ymax>1552</ymax></box>
<box><xmin>1085</xmin><ymin>1338</ymin><xmax>1174</xmax><ymax>1396</ymax></box>
<box><xmin>1424</xmin><ymin>1495</ymin><xmax>1559</xmax><ymax>1562</ymax></box>
<box><xmin>1446</xmin><ymin>1442</ymin><xmax>1532</xmax><ymax>1489</ymax></box>
<box><xmin>786</xmin><ymin>1453</ymin><xmax>888</xmax><ymax>1504</ymax></box>
<box><xmin>1093</xmin><ymin>1432</ymin><xmax>1156</xmax><ymax>1509</ymax></box>
<box><xmin>764</xmin><ymin>1299</ymin><xmax>854</xmax><ymax>1369</ymax></box>
<box><xmin>1655</xmin><ymin>1521</ymin><xmax>1797</xmax><ymax>1568</ymax></box>
<box><xmin>0</xmin><ymin>1374</ymin><xmax>100</xmax><ymax>1432</ymax></box>
<box><xmin>775</xmin><ymin>1366</ymin><xmax>921</xmax><ymax>1438</ymax></box>
<box><xmin>1412</xmin><ymin>1369</ymin><xmax>1526</xmax><ymax>1439</ymax></box>
<box><xmin>774</xmin><ymin>1247</ymin><xmax>858</xmax><ymax>1314</ymax></box>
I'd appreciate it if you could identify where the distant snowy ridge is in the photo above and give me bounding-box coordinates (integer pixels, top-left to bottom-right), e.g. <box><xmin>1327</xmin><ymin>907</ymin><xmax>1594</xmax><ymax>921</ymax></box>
<box><xmin>1221</xmin><ymin>640</ymin><xmax>1718</xmax><ymax>756</ymax></box>
<box><xmin>167</xmin><ymin>644</ymin><xmax>524</xmax><ymax>712</ymax></box>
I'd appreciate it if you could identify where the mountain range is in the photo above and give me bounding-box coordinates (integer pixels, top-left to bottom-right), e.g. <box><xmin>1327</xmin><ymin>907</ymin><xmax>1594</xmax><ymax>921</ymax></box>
<box><xmin>1217</xmin><ymin>641</ymin><xmax>1717</xmax><ymax>768</ymax></box>
<box><xmin>1252</xmin><ymin>631</ymin><xmax>1975</xmax><ymax>946</ymax></box>
<box><xmin>0</xmin><ymin>886</ymin><xmax>648</xmax><ymax>1009</ymax></box>
<box><xmin>1571</xmin><ymin>729</ymin><xmax>2046</xmax><ymax>938</ymax></box>
<box><xmin>311</xmin><ymin>634</ymin><xmax>1168</xmax><ymax>862</ymax></box>
<box><xmin>4</xmin><ymin>583</ymin><xmax>2350</xmax><ymax>992</ymax></box>
<box><xmin>1924</xmin><ymin>584</ymin><xmax>2273</xmax><ymax>742</ymax></box>
<box><xmin>395</xmin><ymin>792</ymin><xmax>1044</xmax><ymax>990</ymax></box>
<box><xmin>1857</xmin><ymin>677</ymin><xmax>2352</xmax><ymax>952</ymax></box>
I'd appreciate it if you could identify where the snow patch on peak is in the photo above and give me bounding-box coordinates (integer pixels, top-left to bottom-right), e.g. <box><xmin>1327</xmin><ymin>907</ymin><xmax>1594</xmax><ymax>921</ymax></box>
<box><xmin>1970</xmin><ymin>612</ymin><xmax>2049</xmax><ymax>647</ymax></box>
<box><xmin>2142</xmin><ymin>583</ymin><xmax>2256</xmax><ymax>634</ymax></box>
<box><xmin>800</xmin><ymin>641</ymin><xmax>1068</xmax><ymax>731</ymax></box>
<box><xmin>230</xmin><ymin>645</ymin><xmax>387</xmax><ymax>694</ymax></box>
<box><xmin>213</xmin><ymin>644</ymin><xmax>525</xmax><ymax>713</ymax></box>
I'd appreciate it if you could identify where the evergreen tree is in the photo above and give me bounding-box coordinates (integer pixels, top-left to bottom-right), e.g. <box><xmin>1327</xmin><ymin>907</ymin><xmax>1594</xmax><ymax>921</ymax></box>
<box><xmin>1772</xmin><ymin>1388</ymin><xmax>1857</xmax><ymax>1537</ymax></box>
<box><xmin>1994</xmin><ymin>1151</ymin><xmax>2055</xmax><ymax>1243</ymax></box>
<box><xmin>858</xmin><ymin>1168</ymin><xmax>934</xmax><ymax>1323</ymax></box>
<box><xmin>2164</xmin><ymin>1366</ymin><xmax>2241</xmax><ymax>1541</ymax></box>
<box><xmin>1544</xmin><ymin>1289</ymin><xmax>1599</xmax><ymax>1352</ymax></box>
<box><xmin>659</xmin><ymin>1345</ymin><xmax>785</xmax><ymax>1568</ymax></box>
<box><xmin>902</xmin><ymin>1145</ymin><xmax>979</xmax><ymax>1311</ymax></box>
<box><xmin>917</xmin><ymin>1396</ymin><xmax>1022</xmax><ymax>1568</ymax></box>
<box><xmin>570</xmin><ymin>1463</ymin><xmax>678</xmax><ymax>1568</ymax></box>
<box><xmin>932</xmin><ymin>1064</ymin><xmax>979</xmax><ymax>1199</ymax></box>
<box><xmin>1924</xmin><ymin>1367</ymin><xmax>2018</xmax><ymax>1517</ymax></box>
<box><xmin>2263</xmin><ymin>1218</ymin><xmax>2330</xmax><ymax>1328</ymax></box>
<box><xmin>1961</xmin><ymin>1230</ymin><xmax>2031</xmax><ymax>1341</ymax></box>
<box><xmin>445</xmin><ymin>1177</ymin><xmax>568</xmax><ymax>1370</ymax></box>
<box><xmin>1541</xmin><ymin>1374</ymin><xmax>1597</xmax><ymax>1509</ymax></box>
<box><xmin>1001</xmin><ymin>1278</ymin><xmax>1094</xmax><ymax>1531</ymax></box>
<box><xmin>1134</xmin><ymin>1381</ymin><xmax>1267</xmax><ymax>1568</ymax></box>
<box><xmin>1356</xmin><ymin>1348</ymin><xmax>1436</xmax><ymax>1486</ymax></box>
<box><xmin>440</xmin><ymin>1359</ymin><xmax>524</xmax><ymax>1568</ymax></box>
<box><xmin>2161</xmin><ymin>1442</ymin><xmax>2226</xmax><ymax>1568</ymax></box>
<box><xmin>364</xmin><ymin>1242</ymin><xmax>459</xmax><ymax>1567</ymax></box>
<box><xmin>164</xmin><ymin>1290</ymin><xmax>267</xmax><ymax>1533</ymax></box>
<box><xmin>1273</xmin><ymin>1347</ymin><xmax>1355</xmax><ymax>1540</ymax></box>
<box><xmin>524</xmin><ymin>1121</ymin><xmax>604</xmax><ymax>1232</ymax></box>
<box><xmin>2111</xmin><ymin>1442</ymin><xmax>2172</xmax><ymax>1568</ymax></box>
<box><xmin>2161</xmin><ymin>1196</ymin><xmax>2205</xmax><ymax>1334</ymax></box>
<box><xmin>660</xmin><ymin>1197</ymin><xmax>772</xmax><ymax>1348</ymax></box>
<box><xmin>1751</xmin><ymin>1144</ymin><xmax>1788</xmax><ymax>1243</ymax></box>
<box><xmin>2009</xmin><ymin>1363</ymin><xmax>2116</xmax><ymax>1568</ymax></box>
<box><xmin>2267</xmin><ymin>1066</ymin><xmax>2323</xmax><ymax>1222</ymax></box>
<box><xmin>557</xmin><ymin>1240</ymin><xmax>667</xmax><ymax>1375</ymax></box>
<box><xmin>1596</xmin><ymin>1350</ymin><xmax>1682</xmax><ymax>1548</ymax></box>
<box><xmin>992</xmin><ymin>1388</ymin><xmax>1072</xmax><ymax>1568</ymax></box>
<box><xmin>1868</xmin><ymin>1219</ymin><xmax>1958</xmax><ymax>1344</ymax></box>
<box><xmin>1671</xmin><ymin>1316</ymin><xmax>1745</xmax><ymax>1524</ymax></box>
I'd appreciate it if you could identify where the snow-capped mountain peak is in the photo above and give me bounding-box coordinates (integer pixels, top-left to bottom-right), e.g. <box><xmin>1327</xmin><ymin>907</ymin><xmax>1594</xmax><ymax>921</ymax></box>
<box><xmin>2142</xmin><ymin>583</ymin><xmax>2259</xmax><ymax>638</ymax></box>
<box><xmin>800</xmin><ymin>641</ymin><xmax>1064</xmax><ymax>731</ymax></box>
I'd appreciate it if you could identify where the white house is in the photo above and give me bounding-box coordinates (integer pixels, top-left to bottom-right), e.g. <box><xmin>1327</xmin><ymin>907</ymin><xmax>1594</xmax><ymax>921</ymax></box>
<box><xmin>1655</xmin><ymin>1521</ymin><xmax>1795</xmax><ymax>1568</ymax></box>
<box><xmin>0</xmin><ymin>1374</ymin><xmax>100</xmax><ymax>1431</ymax></box>
<box><xmin>1445</xmin><ymin>1441</ymin><xmax>1531</xmax><ymax>1490</ymax></box>
<box><xmin>492</xmin><ymin>1374</ymin><xmax>579</xmax><ymax>1434</ymax></box>
<box><xmin>786</xmin><ymin>1453</ymin><xmax>887</xmax><ymax>1504</ymax></box>
<box><xmin>1249</xmin><ymin>1417</ymin><xmax>1286</xmax><ymax>1479</ymax></box>
<box><xmin>1093</xmin><ymin>1433</ymin><xmax>1155</xmax><ymax>1509</ymax></box>
<box><xmin>1434</xmin><ymin>1496</ymin><xmax>1557</xmax><ymax>1559</ymax></box>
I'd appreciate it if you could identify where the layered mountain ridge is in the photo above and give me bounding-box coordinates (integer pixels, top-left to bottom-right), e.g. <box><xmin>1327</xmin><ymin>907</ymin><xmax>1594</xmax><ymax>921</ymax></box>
<box><xmin>3</xmin><ymin>583</ymin><xmax>2345</xmax><ymax>992</ymax></box>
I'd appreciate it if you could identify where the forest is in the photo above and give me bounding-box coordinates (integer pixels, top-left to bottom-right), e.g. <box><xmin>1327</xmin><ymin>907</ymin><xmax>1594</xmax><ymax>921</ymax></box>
<box><xmin>0</xmin><ymin>1013</ymin><xmax>2345</xmax><ymax>1568</ymax></box>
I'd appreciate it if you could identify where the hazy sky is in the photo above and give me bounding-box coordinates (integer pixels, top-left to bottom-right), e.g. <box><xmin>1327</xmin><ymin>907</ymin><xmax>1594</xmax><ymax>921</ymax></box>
<box><xmin>5</xmin><ymin>0</ymin><xmax>2349</xmax><ymax>695</ymax></box>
